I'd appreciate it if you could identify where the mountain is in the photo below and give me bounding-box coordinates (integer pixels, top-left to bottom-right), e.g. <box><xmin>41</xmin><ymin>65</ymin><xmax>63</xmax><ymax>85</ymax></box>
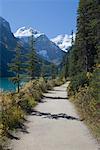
<box><xmin>0</xmin><ymin>17</ymin><xmax>51</xmax><ymax>77</ymax></box>
<box><xmin>14</xmin><ymin>27</ymin><xmax>65</xmax><ymax>64</ymax></box>
<box><xmin>14</xmin><ymin>27</ymin><xmax>43</xmax><ymax>38</ymax></box>
<box><xmin>51</xmin><ymin>34</ymin><xmax>75</xmax><ymax>52</ymax></box>
<box><xmin>0</xmin><ymin>17</ymin><xmax>18</xmax><ymax>76</ymax></box>
<box><xmin>0</xmin><ymin>17</ymin><xmax>64</xmax><ymax>77</ymax></box>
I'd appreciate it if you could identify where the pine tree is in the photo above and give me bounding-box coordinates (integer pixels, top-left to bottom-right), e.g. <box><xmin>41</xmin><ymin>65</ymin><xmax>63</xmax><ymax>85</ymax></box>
<box><xmin>66</xmin><ymin>0</ymin><xmax>100</xmax><ymax>92</ymax></box>
<box><xmin>26</xmin><ymin>30</ymin><xmax>37</xmax><ymax>80</ymax></box>
<box><xmin>71</xmin><ymin>30</ymin><xmax>74</xmax><ymax>46</ymax></box>
<box><xmin>76</xmin><ymin>0</ymin><xmax>99</xmax><ymax>72</ymax></box>
<box><xmin>51</xmin><ymin>63</ymin><xmax>56</xmax><ymax>79</ymax></box>
<box><xmin>60</xmin><ymin>30</ymin><xmax>75</xmax><ymax>79</ymax></box>
<box><xmin>41</xmin><ymin>60</ymin><xmax>45</xmax><ymax>78</ymax></box>
<box><xmin>67</xmin><ymin>0</ymin><xmax>100</xmax><ymax>77</ymax></box>
<box><xmin>9</xmin><ymin>42</ymin><xmax>24</xmax><ymax>93</ymax></box>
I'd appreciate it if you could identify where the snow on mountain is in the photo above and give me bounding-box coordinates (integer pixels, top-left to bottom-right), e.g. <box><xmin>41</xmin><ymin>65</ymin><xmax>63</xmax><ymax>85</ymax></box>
<box><xmin>51</xmin><ymin>34</ymin><xmax>75</xmax><ymax>52</ymax></box>
<box><xmin>14</xmin><ymin>27</ymin><xmax>64</xmax><ymax>65</ymax></box>
<box><xmin>14</xmin><ymin>27</ymin><xmax>44</xmax><ymax>38</ymax></box>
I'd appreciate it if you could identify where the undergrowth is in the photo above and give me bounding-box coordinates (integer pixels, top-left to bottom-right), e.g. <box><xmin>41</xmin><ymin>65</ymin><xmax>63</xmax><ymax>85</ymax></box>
<box><xmin>0</xmin><ymin>77</ymin><xmax>65</xmax><ymax>149</ymax></box>
<box><xmin>68</xmin><ymin>66</ymin><xmax>100</xmax><ymax>142</ymax></box>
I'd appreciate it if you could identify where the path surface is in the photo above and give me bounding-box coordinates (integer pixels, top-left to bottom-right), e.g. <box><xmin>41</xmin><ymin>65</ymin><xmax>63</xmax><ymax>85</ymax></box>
<box><xmin>11</xmin><ymin>83</ymin><xmax>99</xmax><ymax>150</ymax></box>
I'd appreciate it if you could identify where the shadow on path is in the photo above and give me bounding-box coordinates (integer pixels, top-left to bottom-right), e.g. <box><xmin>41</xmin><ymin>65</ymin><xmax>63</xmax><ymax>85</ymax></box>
<box><xmin>7</xmin><ymin>132</ymin><xmax>20</xmax><ymax>140</ymax></box>
<box><xmin>54</xmin><ymin>89</ymin><xmax>66</xmax><ymax>92</ymax></box>
<box><xmin>43</xmin><ymin>95</ymin><xmax>68</xmax><ymax>100</ymax></box>
<box><xmin>32</xmin><ymin>110</ymin><xmax>81</xmax><ymax>121</ymax></box>
<box><xmin>6</xmin><ymin>122</ymin><xmax>29</xmax><ymax>140</ymax></box>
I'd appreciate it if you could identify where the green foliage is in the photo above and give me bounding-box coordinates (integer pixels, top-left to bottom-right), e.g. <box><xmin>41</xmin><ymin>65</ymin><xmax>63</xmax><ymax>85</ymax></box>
<box><xmin>65</xmin><ymin>0</ymin><xmax>100</xmax><ymax>80</ymax></box>
<box><xmin>38</xmin><ymin>77</ymin><xmax>47</xmax><ymax>93</ymax></box>
<box><xmin>0</xmin><ymin>93</ymin><xmax>25</xmax><ymax>135</ymax></box>
<box><xmin>89</xmin><ymin>66</ymin><xmax>100</xmax><ymax>103</ymax></box>
<box><xmin>26</xmin><ymin>31</ymin><xmax>37</xmax><ymax>79</ymax></box>
<box><xmin>40</xmin><ymin>61</ymin><xmax>45</xmax><ymax>78</ymax></box>
<box><xmin>51</xmin><ymin>63</ymin><xmax>57</xmax><ymax>79</ymax></box>
<box><xmin>70</xmin><ymin>85</ymin><xmax>100</xmax><ymax>139</ymax></box>
<box><xmin>46</xmin><ymin>80</ymin><xmax>54</xmax><ymax>90</ymax></box>
<box><xmin>18</xmin><ymin>96</ymin><xmax>37</xmax><ymax>113</ymax></box>
<box><xmin>9</xmin><ymin>43</ymin><xmax>25</xmax><ymax>93</ymax></box>
<box><xmin>54</xmin><ymin>78</ymin><xmax>66</xmax><ymax>86</ymax></box>
<box><xmin>0</xmin><ymin>75</ymin><xmax>65</xmax><ymax>150</ymax></box>
<box><xmin>63</xmin><ymin>0</ymin><xmax>100</xmax><ymax>141</ymax></box>
<box><xmin>69</xmin><ymin>72</ymin><xmax>88</xmax><ymax>94</ymax></box>
<box><xmin>0</xmin><ymin>136</ymin><xmax>9</xmax><ymax>150</ymax></box>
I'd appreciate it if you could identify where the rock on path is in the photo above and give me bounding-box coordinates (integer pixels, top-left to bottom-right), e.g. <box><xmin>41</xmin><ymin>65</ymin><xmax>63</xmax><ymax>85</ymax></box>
<box><xmin>11</xmin><ymin>83</ymin><xmax>99</xmax><ymax>150</ymax></box>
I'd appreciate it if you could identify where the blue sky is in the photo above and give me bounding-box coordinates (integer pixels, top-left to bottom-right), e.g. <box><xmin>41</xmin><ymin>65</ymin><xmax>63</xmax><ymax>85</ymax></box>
<box><xmin>0</xmin><ymin>0</ymin><xmax>79</xmax><ymax>38</ymax></box>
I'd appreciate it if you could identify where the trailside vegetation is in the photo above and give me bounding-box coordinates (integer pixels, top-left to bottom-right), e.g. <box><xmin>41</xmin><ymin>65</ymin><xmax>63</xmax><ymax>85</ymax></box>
<box><xmin>26</xmin><ymin>30</ymin><xmax>37</xmax><ymax>80</ymax></box>
<box><xmin>9</xmin><ymin>42</ymin><xmax>25</xmax><ymax>93</ymax></box>
<box><xmin>0</xmin><ymin>77</ymin><xmax>65</xmax><ymax>149</ymax></box>
<box><xmin>63</xmin><ymin>0</ymin><xmax>100</xmax><ymax>141</ymax></box>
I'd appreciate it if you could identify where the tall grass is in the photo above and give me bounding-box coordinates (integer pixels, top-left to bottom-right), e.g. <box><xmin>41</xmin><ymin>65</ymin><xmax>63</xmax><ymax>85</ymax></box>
<box><xmin>68</xmin><ymin>67</ymin><xmax>100</xmax><ymax>141</ymax></box>
<box><xmin>0</xmin><ymin>77</ymin><xmax>65</xmax><ymax>149</ymax></box>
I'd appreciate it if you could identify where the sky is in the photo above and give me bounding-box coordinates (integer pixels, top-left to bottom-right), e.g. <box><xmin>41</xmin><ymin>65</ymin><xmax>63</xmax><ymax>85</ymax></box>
<box><xmin>0</xmin><ymin>0</ymin><xmax>79</xmax><ymax>38</ymax></box>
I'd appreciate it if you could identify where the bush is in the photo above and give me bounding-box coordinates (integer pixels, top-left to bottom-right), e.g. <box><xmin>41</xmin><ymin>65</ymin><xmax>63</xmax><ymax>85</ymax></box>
<box><xmin>18</xmin><ymin>95</ymin><xmax>37</xmax><ymax>113</ymax></box>
<box><xmin>54</xmin><ymin>78</ymin><xmax>65</xmax><ymax>86</ymax></box>
<box><xmin>89</xmin><ymin>67</ymin><xmax>100</xmax><ymax>103</ymax></box>
<box><xmin>68</xmin><ymin>67</ymin><xmax>100</xmax><ymax>140</ymax></box>
<box><xmin>21</xmin><ymin>80</ymin><xmax>43</xmax><ymax>102</ymax></box>
<box><xmin>69</xmin><ymin>72</ymin><xmax>89</xmax><ymax>94</ymax></box>
<box><xmin>0</xmin><ymin>93</ymin><xmax>25</xmax><ymax>135</ymax></box>
<box><xmin>46</xmin><ymin>80</ymin><xmax>54</xmax><ymax>90</ymax></box>
<box><xmin>73</xmin><ymin>86</ymin><xmax>100</xmax><ymax>140</ymax></box>
<box><xmin>38</xmin><ymin>77</ymin><xmax>47</xmax><ymax>92</ymax></box>
<box><xmin>0</xmin><ymin>77</ymin><xmax>65</xmax><ymax>149</ymax></box>
<box><xmin>45</xmin><ymin>78</ymin><xmax>65</xmax><ymax>90</ymax></box>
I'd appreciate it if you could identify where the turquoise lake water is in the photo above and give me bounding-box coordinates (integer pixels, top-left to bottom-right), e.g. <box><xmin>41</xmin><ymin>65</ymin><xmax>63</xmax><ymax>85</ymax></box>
<box><xmin>0</xmin><ymin>78</ymin><xmax>28</xmax><ymax>92</ymax></box>
<box><xmin>0</xmin><ymin>78</ymin><xmax>16</xmax><ymax>92</ymax></box>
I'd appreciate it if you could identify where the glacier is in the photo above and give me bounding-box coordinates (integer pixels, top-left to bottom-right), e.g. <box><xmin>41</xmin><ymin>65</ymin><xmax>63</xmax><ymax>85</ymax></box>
<box><xmin>51</xmin><ymin>34</ymin><xmax>75</xmax><ymax>52</ymax></box>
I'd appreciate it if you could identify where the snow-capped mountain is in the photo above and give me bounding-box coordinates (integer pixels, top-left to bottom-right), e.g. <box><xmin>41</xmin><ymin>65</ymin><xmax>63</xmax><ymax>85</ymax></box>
<box><xmin>51</xmin><ymin>34</ymin><xmax>75</xmax><ymax>52</ymax></box>
<box><xmin>0</xmin><ymin>17</ymin><xmax>53</xmax><ymax>77</ymax></box>
<box><xmin>14</xmin><ymin>27</ymin><xmax>64</xmax><ymax>65</ymax></box>
<box><xmin>14</xmin><ymin>27</ymin><xmax>43</xmax><ymax>38</ymax></box>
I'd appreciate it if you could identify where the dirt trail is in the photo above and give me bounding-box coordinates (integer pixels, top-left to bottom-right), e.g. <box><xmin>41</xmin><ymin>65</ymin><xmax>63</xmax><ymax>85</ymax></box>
<box><xmin>11</xmin><ymin>83</ymin><xmax>99</xmax><ymax>150</ymax></box>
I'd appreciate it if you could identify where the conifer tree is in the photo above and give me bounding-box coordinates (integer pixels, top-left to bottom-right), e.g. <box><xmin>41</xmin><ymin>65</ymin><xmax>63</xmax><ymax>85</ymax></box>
<box><xmin>65</xmin><ymin>0</ymin><xmax>100</xmax><ymax>92</ymax></box>
<box><xmin>71</xmin><ymin>30</ymin><xmax>74</xmax><ymax>46</ymax></box>
<box><xmin>68</xmin><ymin>0</ymin><xmax>100</xmax><ymax>77</ymax></box>
<box><xmin>27</xmin><ymin>30</ymin><xmax>37</xmax><ymax>80</ymax></box>
<box><xmin>9</xmin><ymin>42</ymin><xmax>23</xmax><ymax>93</ymax></box>
<box><xmin>41</xmin><ymin>60</ymin><xmax>45</xmax><ymax>78</ymax></box>
<box><xmin>75</xmin><ymin>0</ymin><xmax>99</xmax><ymax>72</ymax></box>
<box><xmin>51</xmin><ymin>63</ymin><xmax>56</xmax><ymax>79</ymax></box>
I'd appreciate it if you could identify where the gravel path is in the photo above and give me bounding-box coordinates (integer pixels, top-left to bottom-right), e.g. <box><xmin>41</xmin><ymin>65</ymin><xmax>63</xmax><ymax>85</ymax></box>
<box><xmin>11</xmin><ymin>83</ymin><xmax>99</xmax><ymax>150</ymax></box>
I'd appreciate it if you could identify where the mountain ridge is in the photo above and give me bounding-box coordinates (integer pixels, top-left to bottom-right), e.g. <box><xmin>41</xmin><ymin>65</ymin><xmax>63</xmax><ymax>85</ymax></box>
<box><xmin>14</xmin><ymin>26</ymin><xmax>64</xmax><ymax>65</ymax></box>
<box><xmin>51</xmin><ymin>34</ymin><xmax>75</xmax><ymax>52</ymax></box>
<box><xmin>14</xmin><ymin>27</ymin><xmax>75</xmax><ymax>52</ymax></box>
<box><xmin>0</xmin><ymin>17</ymin><xmax>65</xmax><ymax>76</ymax></box>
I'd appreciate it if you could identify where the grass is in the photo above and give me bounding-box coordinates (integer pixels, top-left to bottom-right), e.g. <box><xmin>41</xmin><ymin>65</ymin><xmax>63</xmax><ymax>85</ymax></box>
<box><xmin>0</xmin><ymin>77</ymin><xmax>65</xmax><ymax>149</ymax></box>
<box><xmin>68</xmin><ymin>68</ymin><xmax>100</xmax><ymax>142</ymax></box>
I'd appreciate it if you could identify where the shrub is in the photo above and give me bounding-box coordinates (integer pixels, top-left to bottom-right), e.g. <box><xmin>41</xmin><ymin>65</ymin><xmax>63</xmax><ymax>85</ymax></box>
<box><xmin>54</xmin><ymin>78</ymin><xmax>65</xmax><ymax>86</ymax></box>
<box><xmin>74</xmin><ymin>86</ymin><xmax>100</xmax><ymax>139</ymax></box>
<box><xmin>46</xmin><ymin>80</ymin><xmax>54</xmax><ymax>90</ymax></box>
<box><xmin>89</xmin><ymin>67</ymin><xmax>100</xmax><ymax>103</ymax></box>
<box><xmin>17</xmin><ymin>93</ymin><xmax>37</xmax><ymax>113</ymax></box>
<box><xmin>0</xmin><ymin>93</ymin><xmax>25</xmax><ymax>135</ymax></box>
<box><xmin>0</xmin><ymin>77</ymin><xmax>65</xmax><ymax>149</ymax></box>
<box><xmin>38</xmin><ymin>77</ymin><xmax>47</xmax><ymax>92</ymax></box>
<box><xmin>69</xmin><ymin>72</ymin><xmax>89</xmax><ymax>94</ymax></box>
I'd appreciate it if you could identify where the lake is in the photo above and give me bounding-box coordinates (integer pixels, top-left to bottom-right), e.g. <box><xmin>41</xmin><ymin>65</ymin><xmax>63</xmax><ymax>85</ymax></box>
<box><xmin>0</xmin><ymin>77</ymin><xmax>29</xmax><ymax>92</ymax></box>
<box><xmin>0</xmin><ymin>78</ymin><xmax>16</xmax><ymax>92</ymax></box>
